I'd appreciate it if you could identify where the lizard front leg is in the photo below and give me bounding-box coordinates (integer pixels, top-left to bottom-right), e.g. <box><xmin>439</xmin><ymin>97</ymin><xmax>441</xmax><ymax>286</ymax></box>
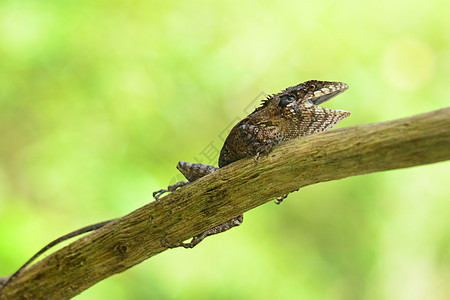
<box><xmin>219</xmin><ymin>124</ymin><xmax>280</xmax><ymax>167</ymax></box>
<box><xmin>238</xmin><ymin>124</ymin><xmax>279</xmax><ymax>161</ymax></box>
<box><xmin>220</xmin><ymin>124</ymin><xmax>293</xmax><ymax>205</ymax></box>
<box><xmin>236</xmin><ymin>125</ymin><xmax>296</xmax><ymax>204</ymax></box>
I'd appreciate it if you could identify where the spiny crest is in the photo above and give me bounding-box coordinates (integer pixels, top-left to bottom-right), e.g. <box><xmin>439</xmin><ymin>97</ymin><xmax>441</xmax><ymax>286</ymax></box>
<box><xmin>251</xmin><ymin>80</ymin><xmax>349</xmax><ymax>119</ymax></box>
<box><xmin>259</xmin><ymin>93</ymin><xmax>277</xmax><ymax>108</ymax></box>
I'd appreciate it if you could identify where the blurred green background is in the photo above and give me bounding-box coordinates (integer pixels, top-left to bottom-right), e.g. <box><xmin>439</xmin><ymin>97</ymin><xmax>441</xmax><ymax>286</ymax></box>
<box><xmin>0</xmin><ymin>0</ymin><xmax>449</xmax><ymax>299</ymax></box>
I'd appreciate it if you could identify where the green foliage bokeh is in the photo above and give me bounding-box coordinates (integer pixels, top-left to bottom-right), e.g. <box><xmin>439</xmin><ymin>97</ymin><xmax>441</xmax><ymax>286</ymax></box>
<box><xmin>0</xmin><ymin>0</ymin><xmax>448</xmax><ymax>299</ymax></box>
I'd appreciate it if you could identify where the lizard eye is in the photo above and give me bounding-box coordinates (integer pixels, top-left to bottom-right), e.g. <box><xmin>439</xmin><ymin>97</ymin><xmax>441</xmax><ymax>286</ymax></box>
<box><xmin>279</xmin><ymin>95</ymin><xmax>295</xmax><ymax>108</ymax></box>
<box><xmin>309</xmin><ymin>84</ymin><xmax>316</xmax><ymax>90</ymax></box>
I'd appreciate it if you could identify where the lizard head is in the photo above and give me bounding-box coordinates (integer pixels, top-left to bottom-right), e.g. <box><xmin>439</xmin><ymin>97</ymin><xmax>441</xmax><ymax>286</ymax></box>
<box><xmin>254</xmin><ymin>80</ymin><xmax>350</xmax><ymax>138</ymax></box>
<box><xmin>279</xmin><ymin>80</ymin><xmax>349</xmax><ymax>108</ymax></box>
<box><xmin>299</xmin><ymin>80</ymin><xmax>347</xmax><ymax>104</ymax></box>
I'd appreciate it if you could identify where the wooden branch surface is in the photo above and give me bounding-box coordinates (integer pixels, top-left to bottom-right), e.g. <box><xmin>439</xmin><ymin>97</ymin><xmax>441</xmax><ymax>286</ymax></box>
<box><xmin>1</xmin><ymin>107</ymin><xmax>449</xmax><ymax>299</ymax></box>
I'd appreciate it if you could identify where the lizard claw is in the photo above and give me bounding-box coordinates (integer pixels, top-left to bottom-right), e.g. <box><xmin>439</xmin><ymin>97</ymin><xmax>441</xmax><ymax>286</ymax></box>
<box><xmin>253</xmin><ymin>152</ymin><xmax>260</xmax><ymax>162</ymax></box>
<box><xmin>161</xmin><ymin>235</ymin><xmax>181</xmax><ymax>248</ymax></box>
<box><xmin>153</xmin><ymin>181</ymin><xmax>190</xmax><ymax>201</ymax></box>
<box><xmin>274</xmin><ymin>189</ymin><xmax>299</xmax><ymax>204</ymax></box>
<box><xmin>254</xmin><ymin>144</ymin><xmax>274</xmax><ymax>162</ymax></box>
<box><xmin>153</xmin><ymin>189</ymin><xmax>168</xmax><ymax>201</ymax></box>
<box><xmin>275</xmin><ymin>194</ymin><xmax>289</xmax><ymax>205</ymax></box>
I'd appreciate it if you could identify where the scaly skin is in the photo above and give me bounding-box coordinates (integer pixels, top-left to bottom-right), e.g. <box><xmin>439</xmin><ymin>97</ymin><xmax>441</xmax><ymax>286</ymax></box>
<box><xmin>155</xmin><ymin>80</ymin><xmax>350</xmax><ymax>248</ymax></box>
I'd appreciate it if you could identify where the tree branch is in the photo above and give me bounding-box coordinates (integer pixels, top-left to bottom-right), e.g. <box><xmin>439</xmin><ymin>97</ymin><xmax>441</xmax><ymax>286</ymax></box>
<box><xmin>1</xmin><ymin>107</ymin><xmax>449</xmax><ymax>299</ymax></box>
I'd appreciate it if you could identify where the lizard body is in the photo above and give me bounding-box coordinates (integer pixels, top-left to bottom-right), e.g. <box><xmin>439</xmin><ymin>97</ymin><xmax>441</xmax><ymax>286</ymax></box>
<box><xmin>155</xmin><ymin>79</ymin><xmax>350</xmax><ymax>248</ymax></box>
<box><xmin>1</xmin><ymin>80</ymin><xmax>350</xmax><ymax>290</ymax></box>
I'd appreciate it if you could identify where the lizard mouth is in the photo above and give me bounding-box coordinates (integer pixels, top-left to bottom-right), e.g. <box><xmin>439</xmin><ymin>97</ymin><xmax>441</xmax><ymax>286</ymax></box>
<box><xmin>307</xmin><ymin>83</ymin><xmax>349</xmax><ymax>106</ymax></box>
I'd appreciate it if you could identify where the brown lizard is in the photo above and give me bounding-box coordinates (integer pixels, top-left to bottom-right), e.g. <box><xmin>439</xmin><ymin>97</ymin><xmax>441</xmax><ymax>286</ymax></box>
<box><xmin>1</xmin><ymin>80</ymin><xmax>349</xmax><ymax>290</ymax></box>
<box><xmin>153</xmin><ymin>79</ymin><xmax>350</xmax><ymax>248</ymax></box>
